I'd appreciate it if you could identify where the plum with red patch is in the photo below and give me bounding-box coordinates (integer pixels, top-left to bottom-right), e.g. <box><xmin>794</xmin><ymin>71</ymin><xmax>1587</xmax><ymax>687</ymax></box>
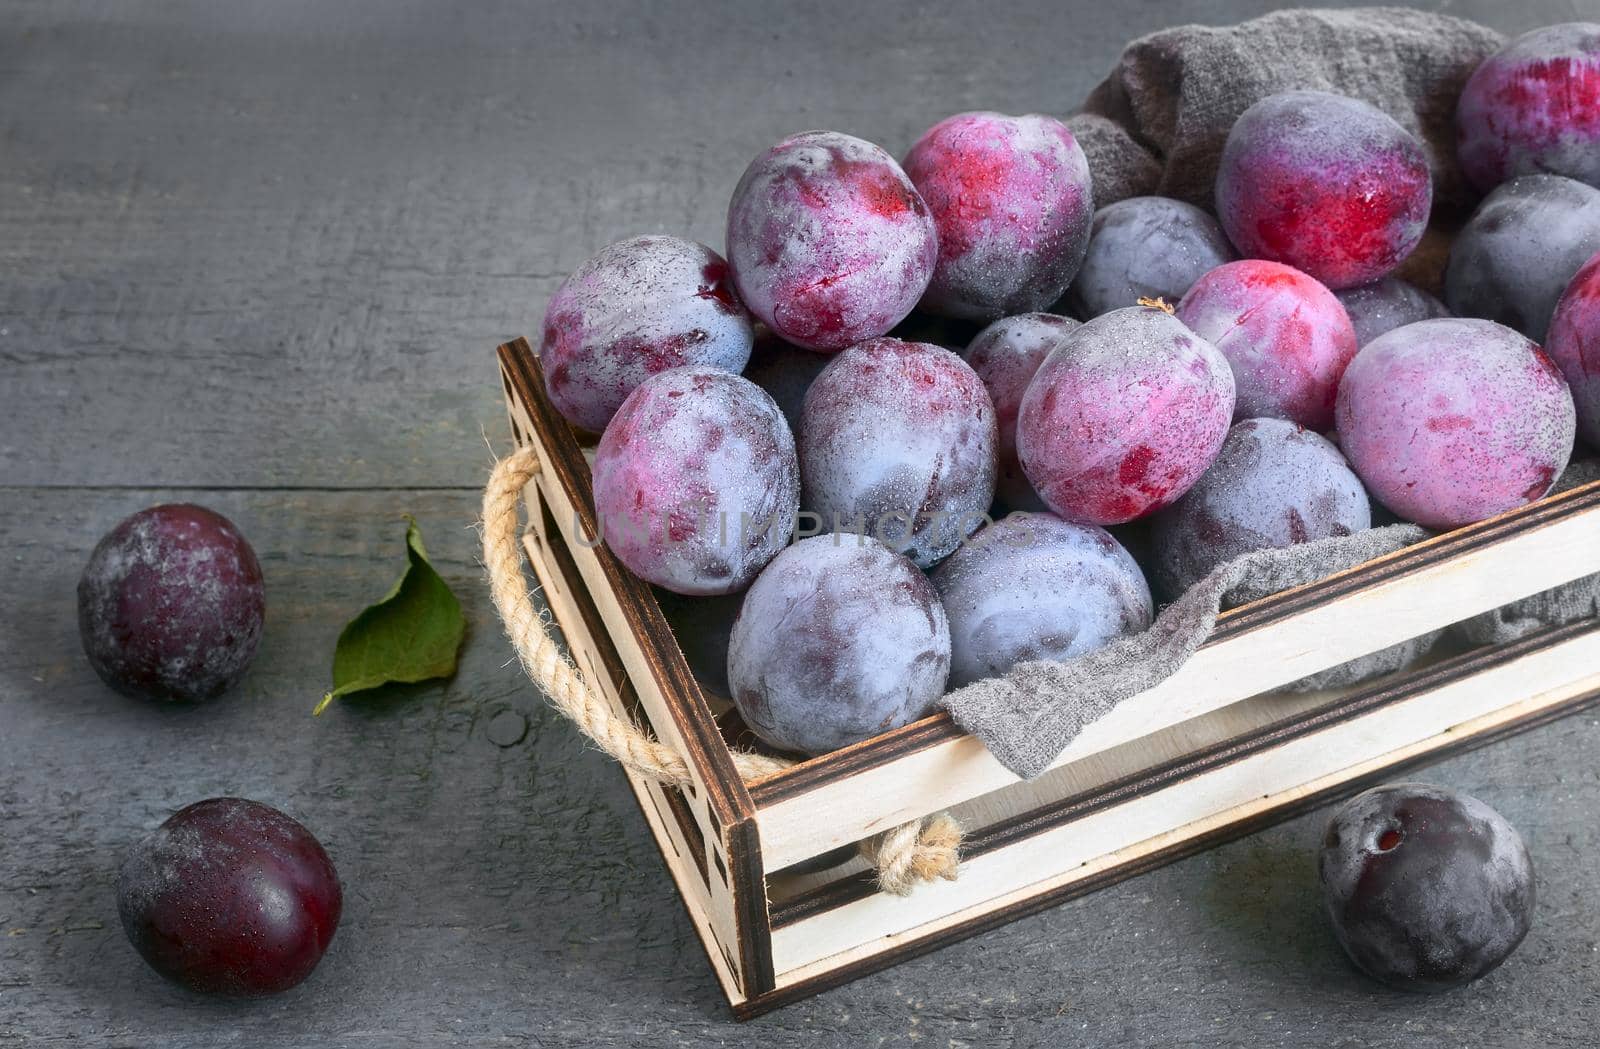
<box><xmin>930</xmin><ymin>512</ymin><xmax>1152</xmax><ymax>687</ymax></box>
<box><xmin>1016</xmin><ymin>305</ymin><xmax>1235</xmax><ymax>526</ymax></box>
<box><xmin>1335</xmin><ymin>317</ymin><xmax>1575</xmax><ymax>529</ymax></box>
<box><xmin>1445</xmin><ymin>174</ymin><xmax>1600</xmax><ymax>342</ymax></box>
<box><xmin>725</xmin><ymin>131</ymin><xmax>937</xmax><ymax>351</ymax></box>
<box><xmin>1457</xmin><ymin>23</ymin><xmax>1600</xmax><ymax>193</ymax></box>
<box><xmin>726</xmin><ymin>534</ymin><xmax>950</xmax><ymax>755</ymax></box>
<box><xmin>962</xmin><ymin>313</ymin><xmax>1081</xmax><ymax>511</ymax></box>
<box><xmin>902</xmin><ymin>112</ymin><xmax>1093</xmax><ymax>321</ymax></box>
<box><xmin>1177</xmin><ymin>260</ymin><xmax>1358</xmax><ymax>430</ymax></box>
<box><xmin>1547</xmin><ymin>249</ymin><xmax>1600</xmax><ymax>447</ymax></box>
<box><xmin>799</xmin><ymin>338</ymin><xmax>997</xmax><ymax>567</ymax></box>
<box><xmin>1150</xmin><ymin>418</ymin><xmax>1371</xmax><ymax>599</ymax></box>
<box><xmin>118</xmin><ymin>798</ymin><xmax>341</xmax><ymax>996</ymax></box>
<box><xmin>78</xmin><ymin>504</ymin><xmax>265</xmax><ymax>704</ymax></box>
<box><xmin>539</xmin><ymin>235</ymin><xmax>754</xmax><ymax>433</ymax></box>
<box><xmin>592</xmin><ymin>367</ymin><xmax>798</xmax><ymax>596</ymax></box>
<box><xmin>1335</xmin><ymin>278</ymin><xmax>1451</xmax><ymax>347</ymax></box>
<box><xmin>1216</xmin><ymin>91</ymin><xmax>1431</xmax><ymax>290</ymax></box>
<box><xmin>1066</xmin><ymin>196</ymin><xmax>1237</xmax><ymax>319</ymax></box>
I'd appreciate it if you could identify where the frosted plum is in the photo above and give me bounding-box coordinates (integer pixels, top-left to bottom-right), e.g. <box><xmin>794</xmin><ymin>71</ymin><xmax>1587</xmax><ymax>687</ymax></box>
<box><xmin>78</xmin><ymin>504</ymin><xmax>265</xmax><ymax>704</ymax></box>
<box><xmin>592</xmin><ymin>368</ymin><xmax>798</xmax><ymax>596</ymax></box>
<box><xmin>1066</xmin><ymin>196</ymin><xmax>1237</xmax><ymax>319</ymax></box>
<box><xmin>726</xmin><ymin>131</ymin><xmax>937</xmax><ymax>351</ymax></box>
<box><xmin>1216</xmin><ymin>91</ymin><xmax>1431</xmax><ymax>290</ymax></box>
<box><xmin>962</xmin><ymin>313</ymin><xmax>1081</xmax><ymax>511</ymax></box>
<box><xmin>1150</xmin><ymin>418</ymin><xmax>1371</xmax><ymax>598</ymax></box>
<box><xmin>1336</xmin><ymin>318</ymin><xmax>1576</xmax><ymax>529</ymax></box>
<box><xmin>741</xmin><ymin>329</ymin><xmax>831</xmax><ymax>435</ymax></box>
<box><xmin>1547</xmin><ymin>250</ymin><xmax>1600</xmax><ymax>446</ymax></box>
<box><xmin>799</xmin><ymin>338</ymin><xmax>997</xmax><ymax>567</ymax></box>
<box><xmin>903</xmin><ymin>112</ymin><xmax>1093</xmax><ymax>320</ymax></box>
<box><xmin>726</xmin><ymin>535</ymin><xmax>950</xmax><ymax>755</ymax></box>
<box><xmin>1176</xmin><ymin>260</ymin><xmax>1358</xmax><ymax>430</ymax></box>
<box><xmin>931</xmin><ymin>513</ymin><xmax>1152</xmax><ymax>687</ymax></box>
<box><xmin>1457</xmin><ymin>23</ymin><xmax>1600</xmax><ymax>193</ymax></box>
<box><xmin>1016</xmin><ymin>306</ymin><xmax>1236</xmax><ymax>526</ymax></box>
<box><xmin>1335</xmin><ymin>278</ymin><xmax>1451</xmax><ymax>347</ymax></box>
<box><xmin>539</xmin><ymin>236</ymin><xmax>754</xmax><ymax>433</ymax></box>
<box><xmin>1445</xmin><ymin>175</ymin><xmax>1600</xmax><ymax>342</ymax></box>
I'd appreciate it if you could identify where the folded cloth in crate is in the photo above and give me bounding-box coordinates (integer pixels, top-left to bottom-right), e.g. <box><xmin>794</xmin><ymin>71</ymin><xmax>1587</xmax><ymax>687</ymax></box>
<box><xmin>1065</xmin><ymin>8</ymin><xmax>1504</xmax><ymax>216</ymax></box>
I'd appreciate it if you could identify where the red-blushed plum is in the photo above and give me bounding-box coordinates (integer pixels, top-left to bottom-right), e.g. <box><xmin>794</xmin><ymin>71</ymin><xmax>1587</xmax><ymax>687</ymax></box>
<box><xmin>1336</xmin><ymin>318</ymin><xmax>1576</xmax><ymax>529</ymax></box>
<box><xmin>1457</xmin><ymin>23</ymin><xmax>1600</xmax><ymax>193</ymax></box>
<box><xmin>1335</xmin><ymin>278</ymin><xmax>1451</xmax><ymax>348</ymax></box>
<box><xmin>1216</xmin><ymin>91</ymin><xmax>1431</xmax><ymax>290</ymax></box>
<box><xmin>1016</xmin><ymin>305</ymin><xmax>1236</xmax><ymax>526</ymax></box>
<box><xmin>592</xmin><ymin>368</ymin><xmax>798</xmax><ymax>596</ymax></box>
<box><xmin>726</xmin><ymin>535</ymin><xmax>950</xmax><ymax>755</ymax></box>
<box><xmin>118</xmin><ymin>798</ymin><xmax>341</xmax><ymax>996</ymax></box>
<box><xmin>1066</xmin><ymin>196</ymin><xmax>1237</xmax><ymax>319</ymax></box>
<box><xmin>741</xmin><ymin>328</ymin><xmax>831</xmax><ymax>435</ymax></box>
<box><xmin>726</xmin><ymin>131</ymin><xmax>937</xmax><ymax>351</ymax></box>
<box><xmin>1445</xmin><ymin>175</ymin><xmax>1600</xmax><ymax>342</ymax></box>
<box><xmin>1150</xmin><ymin>418</ymin><xmax>1371</xmax><ymax>599</ymax></box>
<box><xmin>930</xmin><ymin>512</ymin><xmax>1152</xmax><ymax>687</ymax></box>
<box><xmin>539</xmin><ymin>236</ymin><xmax>754</xmax><ymax>433</ymax></box>
<box><xmin>1176</xmin><ymin>260</ymin><xmax>1358</xmax><ymax>431</ymax></box>
<box><xmin>962</xmin><ymin>313</ymin><xmax>1081</xmax><ymax>511</ymax></box>
<box><xmin>1320</xmin><ymin>784</ymin><xmax>1534</xmax><ymax>992</ymax></box>
<box><xmin>1547</xmin><ymin>249</ymin><xmax>1600</xmax><ymax>446</ymax></box>
<box><xmin>902</xmin><ymin>112</ymin><xmax>1093</xmax><ymax>320</ymax></box>
<box><xmin>78</xmin><ymin>504</ymin><xmax>264</xmax><ymax>704</ymax></box>
<box><xmin>799</xmin><ymin>338</ymin><xmax>997</xmax><ymax>567</ymax></box>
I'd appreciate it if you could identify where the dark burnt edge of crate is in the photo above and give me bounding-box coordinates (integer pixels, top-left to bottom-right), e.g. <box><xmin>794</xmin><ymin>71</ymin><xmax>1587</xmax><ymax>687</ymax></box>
<box><xmin>736</xmin><ymin>668</ymin><xmax>1600</xmax><ymax>1019</ymax></box>
<box><xmin>748</xmin><ymin>479</ymin><xmax>1600</xmax><ymax>807</ymax></box>
<box><xmin>498</xmin><ymin>338</ymin><xmax>777</xmax><ymax>998</ymax></box>
<box><xmin>768</xmin><ymin>616</ymin><xmax>1600</xmax><ymax>927</ymax></box>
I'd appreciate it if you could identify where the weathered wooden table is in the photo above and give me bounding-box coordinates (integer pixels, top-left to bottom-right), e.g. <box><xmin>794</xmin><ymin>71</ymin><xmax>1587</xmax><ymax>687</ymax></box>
<box><xmin>5</xmin><ymin>1</ymin><xmax>1598</xmax><ymax>1044</ymax></box>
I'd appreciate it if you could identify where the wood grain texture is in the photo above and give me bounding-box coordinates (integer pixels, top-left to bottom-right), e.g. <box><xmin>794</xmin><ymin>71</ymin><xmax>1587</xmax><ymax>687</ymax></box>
<box><xmin>6</xmin><ymin>0</ymin><xmax>1600</xmax><ymax>1044</ymax></box>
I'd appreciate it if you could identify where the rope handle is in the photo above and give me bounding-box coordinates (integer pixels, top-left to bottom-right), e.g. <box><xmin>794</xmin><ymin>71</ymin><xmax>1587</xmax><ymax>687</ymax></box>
<box><xmin>481</xmin><ymin>445</ymin><xmax>960</xmax><ymax>894</ymax></box>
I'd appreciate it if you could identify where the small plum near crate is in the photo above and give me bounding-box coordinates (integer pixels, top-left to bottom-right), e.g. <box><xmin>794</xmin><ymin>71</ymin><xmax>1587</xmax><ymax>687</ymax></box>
<box><xmin>496</xmin><ymin>336</ymin><xmax>1600</xmax><ymax>1018</ymax></box>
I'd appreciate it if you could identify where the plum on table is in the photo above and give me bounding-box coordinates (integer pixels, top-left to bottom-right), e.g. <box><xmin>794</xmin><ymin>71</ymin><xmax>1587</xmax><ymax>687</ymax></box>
<box><xmin>1066</xmin><ymin>196</ymin><xmax>1236</xmax><ymax>319</ymax></box>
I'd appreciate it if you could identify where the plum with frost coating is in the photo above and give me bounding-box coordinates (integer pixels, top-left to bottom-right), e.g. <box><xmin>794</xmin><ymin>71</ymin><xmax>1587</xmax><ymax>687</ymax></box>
<box><xmin>726</xmin><ymin>534</ymin><xmax>950</xmax><ymax>755</ymax></box>
<box><xmin>78</xmin><ymin>504</ymin><xmax>265</xmax><ymax>703</ymax></box>
<box><xmin>592</xmin><ymin>367</ymin><xmax>798</xmax><ymax>596</ymax></box>
<box><xmin>725</xmin><ymin>131</ymin><xmax>937</xmax><ymax>351</ymax></box>
<box><xmin>1335</xmin><ymin>278</ymin><xmax>1451</xmax><ymax>348</ymax></box>
<box><xmin>902</xmin><ymin>112</ymin><xmax>1094</xmax><ymax>320</ymax></box>
<box><xmin>1066</xmin><ymin>196</ymin><xmax>1237</xmax><ymax>319</ymax></box>
<box><xmin>962</xmin><ymin>313</ymin><xmax>1081</xmax><ymax>511</ymax></box>
<box><xmin>539</xmin><ymin>235</ymin><xmax>754</xmax><ymax>433</ymax></box>
<box><xmin>931</xmin><ymin>512</ymin><xmax>1152</xmax><ymax>687</ymax></box>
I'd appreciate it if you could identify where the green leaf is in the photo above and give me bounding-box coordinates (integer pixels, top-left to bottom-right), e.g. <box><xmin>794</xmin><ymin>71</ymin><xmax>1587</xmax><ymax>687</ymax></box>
<box><xmin>313</xmin><ymin>515</ymin><xmax>466</xmax><ymax>715</ymax></box>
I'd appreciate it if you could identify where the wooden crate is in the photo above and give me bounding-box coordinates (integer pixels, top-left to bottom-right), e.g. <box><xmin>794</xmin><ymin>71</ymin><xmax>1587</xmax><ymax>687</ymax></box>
<box><xmin>496</xmin><ymin>336</ymin><xmax>1600</xmax><ymax>1018</ymax></box>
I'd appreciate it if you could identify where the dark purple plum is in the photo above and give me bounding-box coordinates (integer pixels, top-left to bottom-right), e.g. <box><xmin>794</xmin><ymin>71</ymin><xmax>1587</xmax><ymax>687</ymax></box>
<box><xmin>654</xmin><ymin>586</ymin><xmax>743</xmax><ymax>700</ymax></box>
<box><xmin>1336</xmin><ymin>318</ymin><xmax>1576</xmax><ymax>529</ymax></box>
<box><xmin>962</xmin><ymin>313</ymin><xmax>1081</xmax><ymax>511</ymax></box>
<box><xmin>1444</xmin><ymin>174</ymin><xmax>1600</xmax><ymax>342</ymax></box>
<box><xmin>903</xmin><ymin>112</ymin><xmax>1094</xmax><ymax>320</ymax></box>
<box><xmin>1151</xmin><ymin>418</ymin><xmax>1370</xmax><ymax>599</ymax></box>
<box><xmin>726</xmin><ymin>131</ymin><xmax>937</xmax><ymax>351</ymax></box>
<box><xmin>592</xmin><ymin>367</ymin><xmax>798</xmax><ymax>596</ymax></box>
<box><xmin>1016</xmin><ymin>305</ymin><xmax>1235</xmax><ymax>525</ymax></box>
<box><xmin>799</xmin><ymin>338</ymin><xmax>997</xmax><ymax>567</ymax></box>
<box><xmin>1335</xmin><ymin>278</ymin><xmax>1451</xmax><ymax>347</ymax></box>
<box><xmin>1216</xmin><ymin>91</ymin><xmax>1431</xmax><ymax>290</ymax></box>
<box><xmin>930</xmin><ymin>512</ymin><xmax>1152</xmax><ymax>686</ymax></box>
<box><xmin>1066</xmin><ymin>196</ymin><xmax>1237</xmax><ymax>318</ymax></box>
<box><xmin>726</xmin><ymin>534</ymin><xmax>950</xmax><ymax>755</ymax></box>
<box><xmin>741</xmin><ymin>328</ymin><xmax>832</xmax><ymax>435</ymax></box>
<box><xmin>1457</xmin><ymin>23</ymin><xmax>1600</xmax><ymax>193</ymax></box>
<box><xmin>1176</xmin><ymin>260</ymin><xmax>1358</xmax><ymax>430</ymax></box>
<box><xmin>1546</xmin><ymin>249</ymin><xmax>1600</xmax><ymax>447</ymax></box>
<box><xmin>118</xmin><ymin>798</ymin><xmax>342</xmax><ymax>996</ymax></box>
<box><xmin>539</xmin><ymin>236</ymin><xmax>754</xmax><ymax>433</ymax></box>
<box><xmin>1320</xmin><ymin>783</ymin><xmax>1534</xmax><ymax>992</ymax></box>
<box><xmin>78</xmin><ymin>504</ymin><xmax>265</xmax><ymax>704</ymax></box>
